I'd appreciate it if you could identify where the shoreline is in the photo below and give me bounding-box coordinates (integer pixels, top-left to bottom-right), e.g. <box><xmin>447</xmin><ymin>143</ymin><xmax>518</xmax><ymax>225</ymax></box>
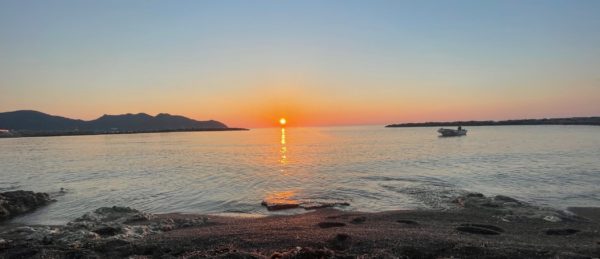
<box><xmin>386</xmin><ymin>116</ymin><xmax>600</xmax><ymax>128</ymax></box>
<box><xmin>1</xmin><ymin>193</ymin><xmax>599</xmax><ymax>258</ymax></box>
<box><xmin>2</xmin><ymin>207</ymin><xmax>599</xmax><ymax>258</ymax></box>
<box><xmin>0</xmin><ymin>128</ymin><xmax>249</xmax><ymax>139</ymax></box>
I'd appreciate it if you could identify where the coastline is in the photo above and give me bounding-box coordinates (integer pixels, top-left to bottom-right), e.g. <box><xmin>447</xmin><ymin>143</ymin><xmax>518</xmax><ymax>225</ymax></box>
<box><xmin>1</xmin><ymin>193</ymin><xmax>599</xmax><ymax>258</ymax></box>
<box><xmin>385</xmin><ymin>117</ymin><xmax>600</xmax><ymax>128</ymax></box>
<box><xmin>0</xmin><ymin>128</ymin><xmax>249</xmax><ymax>139</ymax></box>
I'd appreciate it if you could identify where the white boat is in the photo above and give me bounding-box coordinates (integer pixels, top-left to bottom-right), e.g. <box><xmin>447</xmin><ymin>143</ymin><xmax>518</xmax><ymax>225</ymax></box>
<box><xmin>438</xmin><ymin>127</ymin><xmax>467</xmax><ymax>137</ymax></box>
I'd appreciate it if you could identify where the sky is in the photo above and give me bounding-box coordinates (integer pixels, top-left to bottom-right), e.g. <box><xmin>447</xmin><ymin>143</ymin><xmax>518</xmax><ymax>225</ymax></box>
<box><xmin>1</xmin><ymin>0</ymin><xmax>599</xmax><ymax>128</ymax></box>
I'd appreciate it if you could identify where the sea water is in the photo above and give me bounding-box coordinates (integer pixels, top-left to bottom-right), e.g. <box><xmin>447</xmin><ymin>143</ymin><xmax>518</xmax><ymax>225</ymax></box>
<box><xmin>1</xmin><ymin>125</ymin><xmax>599</xmax><ymax>225</ymax></box>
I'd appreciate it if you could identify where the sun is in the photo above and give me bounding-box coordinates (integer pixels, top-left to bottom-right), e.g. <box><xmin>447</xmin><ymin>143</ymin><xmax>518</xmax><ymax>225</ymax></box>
<box><xmin>279</xmin><ymin>118</ymin><xmax>287</xmax><ymax>126</ymax></box>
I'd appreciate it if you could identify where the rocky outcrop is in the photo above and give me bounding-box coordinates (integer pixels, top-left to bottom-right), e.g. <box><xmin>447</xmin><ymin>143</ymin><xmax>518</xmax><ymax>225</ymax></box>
<box><xmin>453</xmin><ymin>193</ymin><xmax>579</xmax><ymax>222</ymax></box>
<box><xmin>261</xmin><ymin>200</ymin><xmax>350</xmax><ymax>211</ymax></box>
<box><xmin>0</xmin><ymin>191</ymin><xmax>53</xmax><ymax>221</ymax></box>
<box><xmin>0</xmin><ymin>206</ymin><xmax>207</xmax><ymax>249</ymax></box>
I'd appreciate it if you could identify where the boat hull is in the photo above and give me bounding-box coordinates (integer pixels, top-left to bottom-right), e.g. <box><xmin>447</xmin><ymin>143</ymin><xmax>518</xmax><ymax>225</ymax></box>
<box><xmin>438</xmin><ymin>128</ymin><xmax>467</xmax><ymax>137</ymax></box>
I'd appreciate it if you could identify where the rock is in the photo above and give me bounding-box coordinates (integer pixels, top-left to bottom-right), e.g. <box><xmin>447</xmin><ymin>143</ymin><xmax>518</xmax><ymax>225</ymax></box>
<box><xmin>261</xmin><ymin>201</ymin><xmax>300</xmax><ymax>211</ymax></box>
<box><xmin>261</xmin><ymin>200</ymin><xmax>350</xmax><ymax>211</ymax></box>
<box><xmin>3</xmin><ymin>247</ymin><xmax>39</xmax><ymax>258</ymax></box>
<box><xmin>92</xmin><ymin>226</ymin><xmax>121</xmax><ymax>237</ymax></box>
<box><xmin>466</xmin><ymin>193</ymin><xmax>485</xmax><ymax>198</ymax></box>
<box><xmin>0</xmin><ymin>238</ymin><xmax>9</xmax><ymax>250</ymax></box>
<box><xmin>0</xmin><ymin>206</ymin><xmax>209</xmax><ymax>252</ymax></box>
<box><xmin>0</xmin><ymin>190</ymin><xmax>53</xmax><ymax>221</ymax></box>
<box><xmin>71</xmin><ymin>206</ymin><xmax>153</xmax><ymax>227</ymax></box>
<box><xmin>396</xmin><ymin>219</ymin><xmax>419</xmax><ymax>225</ymax></box>
<box><xmin>351</xmin><ymin>216</ymin><xmax>366</xmax><ymax>224</ymax></box>
<box><xmin>329</xmin><ymin>233</ymin><xmax>351</xmax><ymax>250</ymax></box>
<box><xmin>10</xmin><ymin>226</ymin><xmax>36</xmax><ymax>234</ymax></box>
<box><xmin>317</xmin><ymin>222</ymin><xmax>346</xmax><ymax>228</ymax></box>
<box><xmin>452</xmin><ymin>193</ymin><xmax>577</xmax><ymax>222</ymax></box>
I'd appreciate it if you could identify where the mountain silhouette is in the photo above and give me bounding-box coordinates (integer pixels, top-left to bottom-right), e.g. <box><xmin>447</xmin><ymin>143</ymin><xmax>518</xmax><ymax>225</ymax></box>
<box><xmin>0</xmin><ymin>110</ymin><xmax>228</xmax><ymax>132</ymax></box>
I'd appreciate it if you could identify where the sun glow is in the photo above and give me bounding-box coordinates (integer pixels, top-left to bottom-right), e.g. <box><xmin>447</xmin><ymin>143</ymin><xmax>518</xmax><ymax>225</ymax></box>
<box><xmin>279</xmin><ymin>118</ymin><xmax>287</xmax><ymax>126</ymax></box>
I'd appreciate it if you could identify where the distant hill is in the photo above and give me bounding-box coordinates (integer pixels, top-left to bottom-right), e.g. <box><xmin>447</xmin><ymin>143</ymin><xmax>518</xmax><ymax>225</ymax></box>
<box><xmin>0</xmin><ymin>110</ymin><xmax>229</xmax><ymax>132</ymax></box>
<box><xmin>386</xmin><ymin>117</ymin><xmax>600</xmax><ymax>128</ymax></box>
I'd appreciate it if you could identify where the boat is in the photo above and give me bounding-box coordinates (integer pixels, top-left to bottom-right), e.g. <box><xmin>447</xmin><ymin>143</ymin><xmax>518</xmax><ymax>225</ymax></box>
<box><xmin>437</xmin><ymin>127</ymin><xmax>467</xmax><ymax>137</ymax></box>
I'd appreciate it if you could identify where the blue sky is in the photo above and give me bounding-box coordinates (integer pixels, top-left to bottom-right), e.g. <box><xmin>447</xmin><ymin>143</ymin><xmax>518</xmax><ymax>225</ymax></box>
<box><xmin>1</xmin><ymin>0</ymin><xmax>599</xmax><ymax>127</ymax></box>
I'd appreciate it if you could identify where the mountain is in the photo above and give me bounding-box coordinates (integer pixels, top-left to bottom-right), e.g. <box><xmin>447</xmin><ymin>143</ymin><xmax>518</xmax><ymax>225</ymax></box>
<box><xmin>0</xmin><ymin>110</ymin><xmax>228</xmax><ymax>132</ymax></box>
<box><xmin>0</xmin><ymin>110</ymin><xmax>83</xmax><ymax>131</ymax></box>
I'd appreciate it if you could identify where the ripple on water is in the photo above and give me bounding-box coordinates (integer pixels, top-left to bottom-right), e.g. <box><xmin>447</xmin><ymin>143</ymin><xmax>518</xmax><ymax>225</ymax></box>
<box><xmin>1</xmin><ymin>126</ymin><xmax>600</xmax><ymax>225</ymax></box>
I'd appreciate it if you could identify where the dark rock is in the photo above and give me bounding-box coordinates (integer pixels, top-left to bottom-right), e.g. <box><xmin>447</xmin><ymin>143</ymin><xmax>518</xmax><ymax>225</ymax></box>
<box><xmin>4</xmin><ymin>246</ymin><xmax>39</xmax><ymax>258</ymax></box>
<box><xmin>480</xmin><ymin>202</ymin><xmax>502</xmax><ymax>208</ymax></box>
<box><xmin>396</xmin><ymin>219</ymin><xmax>419</xmax><ymax>225</ymax></box>
<box><xmin>64</xmin><ymin>250</ymin><xmax>93</xmax><ymax>259</ymax></box>
<box><xmin>466</xmin><ymin>193</ymin><xmax>485</xmax><ymax>198</ymax></box>
<box><xmin>71</xmin><ymin>206</ymin><xmax>153</xmax><ymax>226</ymax></box>
<box><xmin>452</xmin><ymin>193</ymin><xmax>572</xmax><ymax>222</ymax></box>
<box><xmin>261</xmin><ymin>201</ymin><xmax>300</xmax><ymax>211</ymax></box>
<box><xmin>329</xmin><ymin>233</ymin><xmax>352</xmax><ymax>250</ymax></box>
<box><xmin>0</xmin><ymin>239</ymin><xmax>9</xmax><ymax>250</ymax></box>
<box><xmin>351</xmin><ymin>216</ymin><xmax>366</xmax><ymax>224</ymax></box>
<box><xmin>0</xmin><ymin>190</ymin><xmax>53</xmax><ymax>221</ymax></box>
<box><xmin>92</xmin><ymin>226</ymin><xmax>121</xmax><ymax>237</ymax></box>
<box><xmin>317</xmin><ymin>222</ymin><xmax>346</xmax><ymax>228</ymax></box>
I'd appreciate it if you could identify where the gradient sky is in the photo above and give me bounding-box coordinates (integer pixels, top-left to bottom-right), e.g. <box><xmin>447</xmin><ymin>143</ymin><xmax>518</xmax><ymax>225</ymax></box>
<box><xmin>1</xmin><ymin>0</ymin><xmax>599</xmax><ymax>127</ymax></box>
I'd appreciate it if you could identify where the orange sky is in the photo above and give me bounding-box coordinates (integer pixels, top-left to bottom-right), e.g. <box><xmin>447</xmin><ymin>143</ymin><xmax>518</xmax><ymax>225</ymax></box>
<box><xmin>1</xmin><ymin>1</ymin><xmax>599</xmax><ymax>128</ymax></box>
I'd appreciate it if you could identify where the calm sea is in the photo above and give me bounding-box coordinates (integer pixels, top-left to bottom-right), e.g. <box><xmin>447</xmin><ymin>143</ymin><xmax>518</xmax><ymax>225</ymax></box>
<box><xmin>1</xmin><ymin>125</ymin><xmax>599</xmax><ymax>225</ymax></box>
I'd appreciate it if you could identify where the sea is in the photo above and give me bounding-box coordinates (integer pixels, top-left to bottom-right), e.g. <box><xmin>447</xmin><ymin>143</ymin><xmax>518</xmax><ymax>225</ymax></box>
<box><xmin>1</xmin><ymin>125</ymin><xmax>599</xmax><ymax>225</ymax></box>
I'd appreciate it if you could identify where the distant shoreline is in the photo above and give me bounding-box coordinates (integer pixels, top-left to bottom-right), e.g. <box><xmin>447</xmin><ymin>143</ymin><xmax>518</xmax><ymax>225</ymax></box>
<box><xmin>0</xmin><ymin>128</ymin><xmax>249</xmax><ymax>139</ymax></box>
<box><xmin>386</xmin><ymin>116</ymin><xmax>600</xmax><ymax>128</ymax></box>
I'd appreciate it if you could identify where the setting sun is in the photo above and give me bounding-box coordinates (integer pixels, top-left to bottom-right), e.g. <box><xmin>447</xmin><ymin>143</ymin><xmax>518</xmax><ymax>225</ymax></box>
<box><xmin>279</xmin><ymin>118</ymin><xmax>287</xmax><ymax>126</ymax></box>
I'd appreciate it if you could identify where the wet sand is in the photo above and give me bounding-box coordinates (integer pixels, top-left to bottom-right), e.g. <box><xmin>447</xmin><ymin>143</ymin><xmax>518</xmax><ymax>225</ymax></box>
<box><xmin>2</xmin><ymin>206</ymin><xmax>599</xmax><ymax>258</ymax></box>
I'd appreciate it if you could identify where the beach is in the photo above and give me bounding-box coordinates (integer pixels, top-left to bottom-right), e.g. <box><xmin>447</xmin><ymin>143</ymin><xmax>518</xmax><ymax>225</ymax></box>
<box><xmin>1</xmin><ymin>192</ymin><xmax>599</xmax><ymax>258</ymax></box>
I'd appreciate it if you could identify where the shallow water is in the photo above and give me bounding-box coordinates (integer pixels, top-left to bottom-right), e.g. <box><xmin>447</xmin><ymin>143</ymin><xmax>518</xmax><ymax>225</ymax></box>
<box><xmin>1</xmin><ymin>125</ymin><xmax>599</xmax><ymax>225</ymax></box>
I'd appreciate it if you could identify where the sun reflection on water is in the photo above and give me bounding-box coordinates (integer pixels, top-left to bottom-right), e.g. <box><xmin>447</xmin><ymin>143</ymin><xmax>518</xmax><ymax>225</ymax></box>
<box><xmin>263</xmin><ymin>190</ymin><xmax>298</xmax><ymax>206</ymax></box>
<box><xmin>280</xmin><ymin>127</ymin><xmax>287</xmax><ymax>165</ymax></box>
